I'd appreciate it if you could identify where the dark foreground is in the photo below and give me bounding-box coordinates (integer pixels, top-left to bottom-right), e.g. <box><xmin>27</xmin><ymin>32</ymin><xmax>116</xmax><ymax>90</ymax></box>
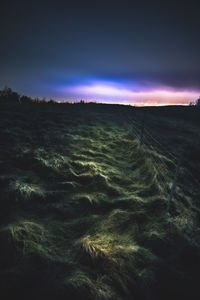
<box><xmin>0</xmin><ymin>94</ymin><xmax>200</xmax><ymax>300</ymax></box>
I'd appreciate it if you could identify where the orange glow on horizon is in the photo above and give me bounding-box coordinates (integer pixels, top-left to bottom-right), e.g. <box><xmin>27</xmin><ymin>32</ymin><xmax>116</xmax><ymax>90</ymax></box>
<box><xmin>61</xmin><ymin>82</ymin><xmax>200</xmax><ymax>105</ymax></box>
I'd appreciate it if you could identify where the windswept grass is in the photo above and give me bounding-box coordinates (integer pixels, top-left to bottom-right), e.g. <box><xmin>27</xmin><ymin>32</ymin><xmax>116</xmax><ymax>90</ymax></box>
<box><xmin>0</xmin><ymin>98</ymin><xmax>200</xmax><ymax>299</ymax></box>
<box><xmin>7</xmin><ymin>220</ymin><xmax>47</xmax><ymax>255</ymax></box>
<box><xmin>9</xmin><ymin>180</ymin><xmax>45</xmax><ymax>201</ymax></box>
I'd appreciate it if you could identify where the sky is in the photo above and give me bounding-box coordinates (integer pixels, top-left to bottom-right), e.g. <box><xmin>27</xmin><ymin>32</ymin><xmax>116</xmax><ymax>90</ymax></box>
<box><xmin>1</xmin><ymin>0</ymin><xmax>200</xmax><ymax>105</ymax></box>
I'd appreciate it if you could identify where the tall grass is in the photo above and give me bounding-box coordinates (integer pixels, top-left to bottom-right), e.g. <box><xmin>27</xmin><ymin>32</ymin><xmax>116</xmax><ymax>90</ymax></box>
<box><xmin>0</xmin><ymin>95</ymin><xmax>200</xmax><ymax>299</ymax></box>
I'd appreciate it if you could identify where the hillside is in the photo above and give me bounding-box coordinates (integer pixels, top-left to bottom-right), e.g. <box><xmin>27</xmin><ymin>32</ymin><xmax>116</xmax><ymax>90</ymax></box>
<box><xmin>0</xmin><ymin>95</ymin><xmax>200</xmax><ymax>300</ymax></box>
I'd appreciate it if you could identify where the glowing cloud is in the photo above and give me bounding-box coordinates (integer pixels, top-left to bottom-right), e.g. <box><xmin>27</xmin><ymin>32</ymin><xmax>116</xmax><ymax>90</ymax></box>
<box><xmin>73</xmin><ymin>83</ymin><xmax>134</xmax><ymax>97</ymax></box>
<box><xmin>59</xmin><ymin>79</ymin><xmax>200</xmax><ymax>106</ymax></box>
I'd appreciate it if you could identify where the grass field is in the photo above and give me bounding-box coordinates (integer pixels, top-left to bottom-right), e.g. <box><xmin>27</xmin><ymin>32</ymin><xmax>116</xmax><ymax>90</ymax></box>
<box><xmin>0</xmin><ymin>93</ymin><xmax>200</xmax><ymax>299</ymax></box>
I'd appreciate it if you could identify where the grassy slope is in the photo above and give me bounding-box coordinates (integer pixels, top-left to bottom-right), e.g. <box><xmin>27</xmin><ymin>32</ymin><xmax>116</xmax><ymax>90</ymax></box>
<box><xmin>0</xmin><ymin>99</ymin><xmax>200</xmax><ymax>300</ymax></box>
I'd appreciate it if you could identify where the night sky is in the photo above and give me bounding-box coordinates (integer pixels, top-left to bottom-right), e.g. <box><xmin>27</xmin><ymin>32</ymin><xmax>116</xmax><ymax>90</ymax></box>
<box><xmin>1</xmin><ymin>0</ymin><xmax>200</xmax><ymax>105</ymax></box>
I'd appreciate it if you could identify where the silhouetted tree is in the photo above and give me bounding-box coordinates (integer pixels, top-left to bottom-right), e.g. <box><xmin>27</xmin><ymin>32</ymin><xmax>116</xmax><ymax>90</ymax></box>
<box><xmin>0</xmin><ymin>86</ymin><xmax>20</xmax><ymax>103</ymax></box>
<box><xmin>195</xmin><ymin>98</ymin><xmax>200</xmax><ymax>106</ymax></box>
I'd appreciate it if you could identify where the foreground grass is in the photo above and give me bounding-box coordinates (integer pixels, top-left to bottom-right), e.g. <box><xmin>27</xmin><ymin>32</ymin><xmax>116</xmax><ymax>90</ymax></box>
<box><xmin>0</xmin><ymin>98</ymin><xmax>200</xmax><ymax>299</ymax></box>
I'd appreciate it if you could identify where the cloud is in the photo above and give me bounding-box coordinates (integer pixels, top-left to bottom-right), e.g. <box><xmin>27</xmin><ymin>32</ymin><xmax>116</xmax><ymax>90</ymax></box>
<box><xmin>58</xmin><ymin>76</ymin><xmax>200</xmax><ymax>105</ymax></box>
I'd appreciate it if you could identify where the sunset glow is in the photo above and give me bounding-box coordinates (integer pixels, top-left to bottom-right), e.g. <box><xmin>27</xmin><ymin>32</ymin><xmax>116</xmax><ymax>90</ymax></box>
<box><xmin>61</xmin><ymin>80</ymin><xmax>200</xmax><ymax>106</ymax></box>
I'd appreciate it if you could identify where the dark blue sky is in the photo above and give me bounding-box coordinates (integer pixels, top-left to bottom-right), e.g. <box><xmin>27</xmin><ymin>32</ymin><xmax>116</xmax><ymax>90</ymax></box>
<box><xmin>1</xmin><ymin>0</ymin><xmax>200</xmax><ymax>104</ymax></box>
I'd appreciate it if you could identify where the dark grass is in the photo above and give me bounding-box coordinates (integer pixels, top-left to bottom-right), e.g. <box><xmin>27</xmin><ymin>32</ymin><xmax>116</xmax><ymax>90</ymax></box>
<box><xmin>0</xmin><ymin>92</ymin><xmax>200</xmax><ymax>299</ymax></box>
